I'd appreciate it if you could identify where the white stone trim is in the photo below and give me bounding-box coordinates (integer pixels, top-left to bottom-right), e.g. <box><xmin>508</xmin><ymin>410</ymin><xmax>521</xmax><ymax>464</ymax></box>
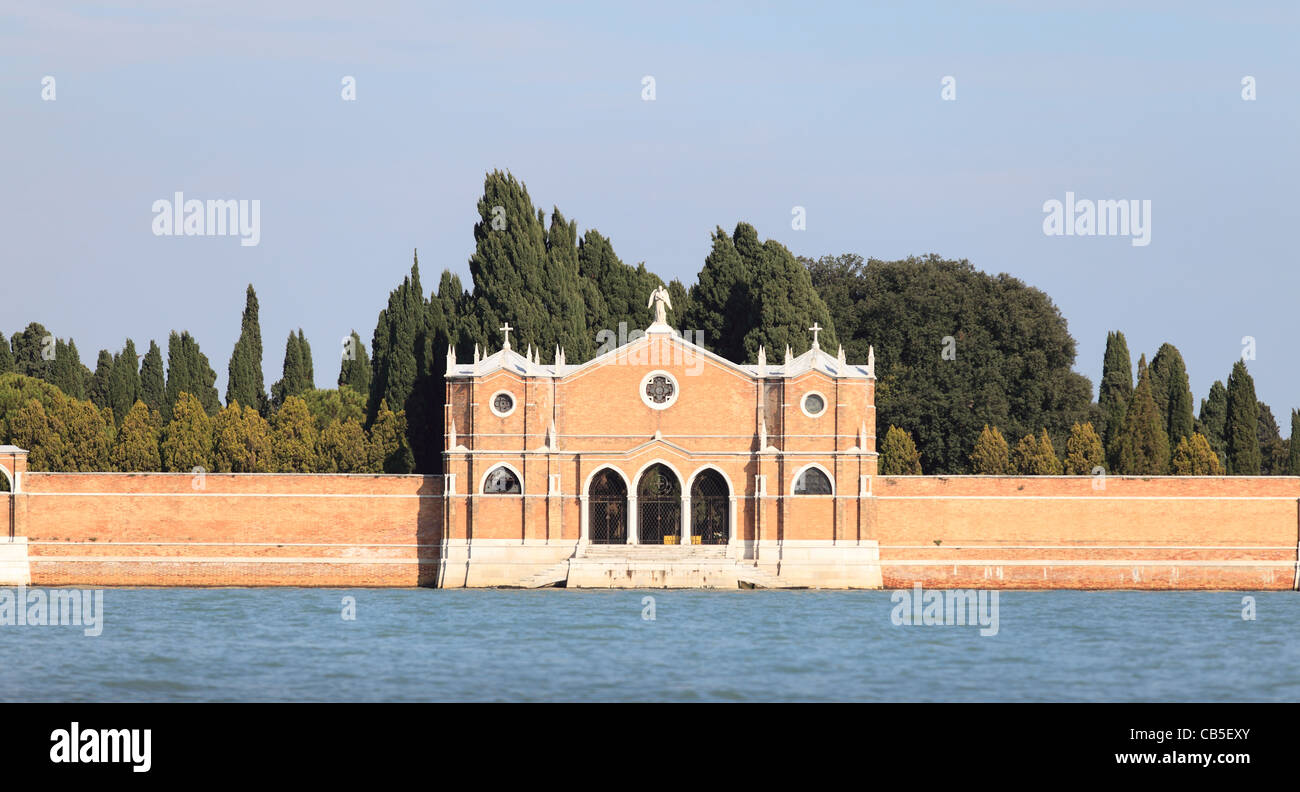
<box><xmin>488</xmin><ymin>389</ymin><xmax>517</xmax><ymax>418</ymax></box>
<box><xmin>800</xmin><ymin>390</ymin><xmax>828</xmax><ymax>418</ymax></box>
<box><xmin>639</xmin><ymin>369</ymin><xmax>679</xmax><ymax>411</ymax></box>
<box><xmin>790</xmin><ymin>462</ymin><xmax>835</xmax><ymax>496</ymax></box>
<box><xmin>478</xmin><ymin>462</ymin><xmax>524</xmax><ymax>495</ymax></box>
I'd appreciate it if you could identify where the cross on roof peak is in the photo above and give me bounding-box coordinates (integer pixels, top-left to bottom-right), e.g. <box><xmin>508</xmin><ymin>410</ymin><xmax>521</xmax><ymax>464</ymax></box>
<box><xmin>809</xmin><ymin>322</ymin><xmax>822</xmax><ymax>348</ymax></box>
<box><xmin>500</xmin><ymin>322</ymin><xmax>512</xmax><ymax>350</ymax></box>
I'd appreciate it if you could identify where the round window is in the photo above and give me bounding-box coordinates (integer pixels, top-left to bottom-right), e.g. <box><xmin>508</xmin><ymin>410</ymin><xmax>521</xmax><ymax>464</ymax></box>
<box><xmin>639</xmin><ymin>370</ymin><xmax>679</xmax><ymax>410</ymax></box>
<box><xmin>490</xmin><ymin>391</ymin><xmax>516</xmax><ymax>417</ymax></box>
<box><xmin>802</xmin><ymin>392</ymin><xmax>826</xmax><ymax>417</ymax></box>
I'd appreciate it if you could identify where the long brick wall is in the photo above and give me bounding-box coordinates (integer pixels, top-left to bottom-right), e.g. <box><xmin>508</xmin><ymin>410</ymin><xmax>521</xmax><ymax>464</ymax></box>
<box><xmin>5</xmin><ymin>472</ymin><xmax>1298</xmax><ymax>589</ymax></box>
<box><xmin>874</xmin><ymin>476</ymin><xmax>1300</xmax><ymax>590</ymax></box>
<box><xmin>15</xmin><ymin>472</ymin><xmax>442</xmax><ymax>587</ymax></box>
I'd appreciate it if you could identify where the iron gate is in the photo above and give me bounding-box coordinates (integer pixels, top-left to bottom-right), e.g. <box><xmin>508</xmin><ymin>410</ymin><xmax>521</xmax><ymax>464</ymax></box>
<box><xmin>637</xmin><ymin>464</ymin><xmax>681</xmax><ymax>544</ymax></box>
<box><xmin>690</xmin><ymin>469</ymin><xmax>729</xmax><ymax>545</ymax></box>
<box><xmin>588</xmin><ymin>469</ymin><xmax>627</xmax><ymax>544</ymax></box>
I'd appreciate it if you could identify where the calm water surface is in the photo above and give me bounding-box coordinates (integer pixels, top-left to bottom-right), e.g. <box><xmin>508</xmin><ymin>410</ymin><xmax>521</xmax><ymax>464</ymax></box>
<box><xmin>1</xmin><ymin>588</ymin><xmax>1295</xmax><ymax>702</ymax></box>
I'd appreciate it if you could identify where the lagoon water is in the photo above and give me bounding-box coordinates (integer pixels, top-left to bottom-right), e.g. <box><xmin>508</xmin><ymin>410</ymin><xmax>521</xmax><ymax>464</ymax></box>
<box><xmin>1</xmin><ymin>588</ymin><xmax>1296</xmax><ymax>702</ymax></box>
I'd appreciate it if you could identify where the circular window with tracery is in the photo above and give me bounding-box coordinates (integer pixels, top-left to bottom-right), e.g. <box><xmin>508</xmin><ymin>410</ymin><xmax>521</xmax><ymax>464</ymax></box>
<box><xmin>802</xmin><ymin>391</ymin><xmax>827</xmax><ymax>418</ymax></box>
<box><xmin>640</xmin><ymin>370</ymin><xmax>679</xmax><ymax>410</ymax></box>
<box><xmin>490</xmin><ymin>390</ymin><xmax>516</xmax><ymax>417</ymax></box>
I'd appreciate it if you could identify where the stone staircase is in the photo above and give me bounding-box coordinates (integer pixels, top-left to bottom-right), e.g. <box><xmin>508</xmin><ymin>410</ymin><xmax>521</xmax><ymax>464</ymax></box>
<box><xmin>0</xmin><ymin>537</ymin><xmax>31</xmax><ymax>586</ymax></box>
<box><xmin>518</xmin><ymin>560</ymin><xmax>571</xmax><ymax>589</ymax></box>
<box><xmin>579</xmin><ymin>544</ymin><xmax>729</xmax><ymax>560</ymax></box>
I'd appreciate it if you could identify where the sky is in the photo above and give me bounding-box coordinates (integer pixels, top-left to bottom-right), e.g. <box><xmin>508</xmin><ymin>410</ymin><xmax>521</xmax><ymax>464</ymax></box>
<box><xmin>1</xmin><ymin>1</ymin><xmax>1297</xmax><ymax>432</ymax></box>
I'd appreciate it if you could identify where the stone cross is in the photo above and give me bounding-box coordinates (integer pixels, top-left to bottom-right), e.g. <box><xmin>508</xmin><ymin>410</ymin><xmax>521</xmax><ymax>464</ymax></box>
<box><xmin>809</xmin><ymin>322</ymin><xmax>822</xmax><ymax>348</ymax></box>
<box><xmin>500</xmin><ymin>322</ymin><xmax>512</xmax><ymax>350</ymax></box>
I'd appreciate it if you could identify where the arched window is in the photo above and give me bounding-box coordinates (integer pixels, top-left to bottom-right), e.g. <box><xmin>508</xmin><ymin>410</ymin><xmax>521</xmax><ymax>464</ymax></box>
<box><xmin>483</xmin><ymin>466</ymin><xmax>522</xmax><ymax>494</ymax></box>
<box><xmin>793</xmin><ymin>466</ymin><xmax>832</xmax><ymax>495</ymax></box>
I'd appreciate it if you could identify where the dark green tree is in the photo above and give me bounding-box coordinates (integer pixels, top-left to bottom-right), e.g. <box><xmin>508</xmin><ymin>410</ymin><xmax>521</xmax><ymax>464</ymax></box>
<box><xmin>11</xmin><ymin>322</ymin><xmax>54</xmax><ymax>382</ymax></box>
<box><xmin>1289</xmin><ymin>410</ymin><xmax>1300</xmax><ymax>476</ymax></box>
<box><xmin>1098</xmin><ymin>330</ymin><xmax>1133</xmax><ymax>468</ymax></box>
<box><xmin>1197</xmin><ymin>380</ymin><xmax>1228</xmax><ymax>466</ymax></box>
<box><xmin>89</xmin><ymin>350</ymin><xmax>114</xmax><ymax>409</ymax></box>
<box><xmin>51</xmin><ymin>338</ymin><xmax>88</xmax><ymax>400</ymax></box>
<box><xmin>1115</xmin><ymin>355</ymin><xmax>1169</xmax><ymax>475</ymax></box>
<box><xmin>1256</xmin><ymin>401</ymin><xmax>1287</xmax><ymax>475</ymax></box>
<box><xmin>226</xmin><ymin>284</ymin><xmax>267</xmax><ymax>414</ymax></box>
<box><xmin>338</xmin><ymin>330</ymin><xmax>372</xmax><ymax>396</ymax></box>
<box><xmin>139</xmin><ymin>340</ymin><xmax>166</xmax><ymax>417</ymax></box>
<box><xmin>683</xmin><ymin>227</ymin><xmax>753</xmax><ymax>362</ymax></box>
<box><xmin>0</xmin><ymin>332</ymin><xmax>12</xmax><ymax>374</ymax></box>
<box><xmin>879</xmin><ymin>425</ymin><xmax>922</xmax><ymax>474</ymax></box>
<box><xmin>271</xmin><ymin>329</ymin><xmax>314</xmax><ymax>408</ymax></box>
<box><xmin>107</xmin><ymin>339</ymin><xmax>141</xmax><ymax>426</ymax></box>
<box><xmin>1224</xmin><ymin>360</ymin><xmax>1260</xmax><ymax>475</ymax></box>
<box><xmin>165</xmin><ymin>331</ymin><xmax>221</xmax><ymax>418</ymax></box>
<box><xmin>808</xmin><ymin>254</ymin><xmax>1093</xmax><ymax>474</ymax></box>
<box><xmin>1148</xmin><ymin>343</ymin><xmax>1194</xmax><ymax>455</ymax></box>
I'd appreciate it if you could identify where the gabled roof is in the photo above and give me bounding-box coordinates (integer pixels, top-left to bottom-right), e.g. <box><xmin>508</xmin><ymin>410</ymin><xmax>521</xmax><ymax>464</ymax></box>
<box><xmin>446</xmin><ymin>322</ymin><xmax>875</xmax><ymax>380</ymax></box>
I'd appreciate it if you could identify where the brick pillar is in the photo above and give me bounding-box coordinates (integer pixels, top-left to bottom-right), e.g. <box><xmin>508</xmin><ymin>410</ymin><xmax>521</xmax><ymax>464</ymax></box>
<box><xmin>1</xmin><ymin>446</ymin><xmax>29</xmax><ymax>540</ymax></box>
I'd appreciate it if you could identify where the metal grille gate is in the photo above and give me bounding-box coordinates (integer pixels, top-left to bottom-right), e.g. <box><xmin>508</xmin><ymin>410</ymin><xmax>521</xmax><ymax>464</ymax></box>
<box><xmin>690</xmin><ymin>469</ymin><xmax>729</xmax><ymax>545</ymax></box>
<box><xmin>588</xmin><ymin>469</ymin><xmax>627</xmax><ymax>544</ymax></box>
<box><xmin>637</xmin><ymin>464</ymin><xmax>681</xmax><ymax>544</ymax></box>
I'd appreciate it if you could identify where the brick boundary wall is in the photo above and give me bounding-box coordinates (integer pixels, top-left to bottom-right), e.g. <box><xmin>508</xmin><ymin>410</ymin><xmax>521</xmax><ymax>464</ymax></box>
<box><xmin>3</xmin><ymin>472</ymin><xmax>1298</xmax><ymax>589</ymax></box>
<box><xmin>874</xmin><ymin>476</ymin><xmax>1300</xmax><ymax>590</ymax></box>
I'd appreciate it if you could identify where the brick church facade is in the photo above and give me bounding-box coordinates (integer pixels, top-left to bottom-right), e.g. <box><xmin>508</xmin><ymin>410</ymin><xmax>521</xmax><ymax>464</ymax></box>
<box><xmin>438</xmin><ymin>297</ymin><xmax>885</xmax><ymax>587</ymax></box>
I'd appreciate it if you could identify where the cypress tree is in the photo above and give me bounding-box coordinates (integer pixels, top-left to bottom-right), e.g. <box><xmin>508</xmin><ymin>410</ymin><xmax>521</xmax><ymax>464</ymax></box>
<box><xmin>1148</xmin><ymin>343</ymin><xmax>1194</xmax><ymax>453</ymax></box>
<box><xmin>317</xmin><ymin>419</ymin><xmax>368</xmax><ymax>473</ymax></box>
<box><xmin>161</xmin><ymin>392</ymin><xmax>212</xmax><ymax>472</ymax></box>
<box><xmin>970</xmin><ymin>425</ymin><xmax>1011</xmax><ymax>474</ymax></box>
<box><xmin>51</xmin><ymin>338</ymin><xmax>87</xmax><ymax>400</ymax></box>
<box><xmin>0</xmin><ymin>332</ymin><xmax>12</xmax><ymax>374</ymax></box>
<box><xmin>211</xmin><ymin>402</ymin><xmax>272</xmax><ymax>473</ymax></box>
<box><xmin>1256</xmin><ymin>401</ymin><xmax>1286</xmax><ymax>475</ymax></box>
<box><xmin>741</xmin><ymin>236</ymin><xmax>837</xmax><ymax>362</ymax></box>
<box><xmin>110</xmin><ymin>401</ymin><xmax>161</xmax><ymax>472</ymax></box>
<box><xmin>1116</xmin><ymin>355</ymin><xmax>1169</xmax><ymax>474</ymax></box>
<box><xmin>11</xmin><ymin>322</ymin><xmax>54</xmax><ymax>382</ymax></box>
<box><xmin>576</xmin><ymin>228</ymin><xmax>661</xmax><ymax>346</ymax></box>
<box><xmin>880</xmin><ymin>425</ymin><xmax>922</xmax><ymax>474</ymax></box>
<box><xmin>1098</xmin><ymin>331</ymin><xmax>1133</xmax><ymax>467</ymax></box>
<box><xmin>1224</xmin><ymin>360</ymin><xmax>1260</xmax><ymax>475</ymax></box>
<box><xmin>683</xmin><ymin>227</ymin><xmax>752</xmax><ymax>361</ymax></box>
<box><xmin>165</xmin><ymin>331</ymin><xmax>221</xmax><ymax>418</ymax></box>
<box><xmin>107</xmin><ymin>339</ymin><xmax>141</xmax><ymax>426</ymax></box>
<box><xmin>338</xmin><ymin>330</ymin><xmax>372</xmax><ymax>397</ymax></box>
<box><xmin>1198</xmin><ymin>380</ymin><xmax>1228</xmax><ymax>466</ymax></box>
<box><xmin>368</xmin><ymin>399</ymin><xmax>413</xmax><ymax>473</ymax></box>
<box><xmin>1289</xmin><ymin>410</ymin><xmax>1300</xmax><ymax>476</ymax></box>
<box><xmin>270</xmin><ymin>395</ymin><xmax>319</xmax><ymax>472</ymax></box>
<box><xmin>57</xmin><ymin>397</ymin><xmax>112</xmax><ymax>471</ymax></box>
<box><xmin>1063</xmin><ymin>422</ymin><xmax>1105</xmax><ymax>475</ymax></box>
<box><xmin>139</xmin><ymin>340</ymin><xmax>166</xmax><ymax>417</ymax></box>
<box><xmin>1172</xmin><ymin>433</ymin><xmax>1222</xmax><ymax>475</ymax></box>
<box><xmin>1013</xmin><ymin>429</ymin><xmax>1062</xmax><ymax>475</ymax></box>
<box><xmin>271</xmin><ymin>330</ymin><xmax>313</xmax><ymax>408</ymax></box>
<box><xmin>89</xmin><ymin>350</ymin><xmax>114</xmax><ymax>408</ymax></box>
<box><xmin>226</xmin><ymin>284</ymin><xmax>267</xmax><ymax>414</ymax></box>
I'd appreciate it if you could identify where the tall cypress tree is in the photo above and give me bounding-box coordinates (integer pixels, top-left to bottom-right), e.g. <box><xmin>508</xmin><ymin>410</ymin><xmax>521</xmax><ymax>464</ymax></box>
<box><xmin>139</xmin><ymin>340</ymin><xmax>166</xmax><ymax>417</ymax></box>
<box><xmin>1256</xmin><ymin>401</ymin><xmax>1286</xmax><ymax>475</ymax></box>
<box><xmin>51</xmin><ymin>338</ymin><xmax>87</xmax><ymax>400</ymax></box>
<box><xmin>1224</xmin><ymin>360</ymin><xmax>1260</xmax><ymax>475</ymax></box>
<box><xmin>11</xmin><ymin>322</ymin><xmax>54</xmax><ymax>382</ymax></box>
<box><xmin>1116</xmin><ymin>355</ymin><xmax>1169</xmax><ymax>474</ymax></box>
<box><xmin>107</xmin><ymin>339</ymin><xmax>141</xmax><ymax>426</ymax></box>
<box><xmin>1098</xmin><ymin>331</ymin><xmax>1133</xmax><ymax>469</ymax></box>
<box><xmin>576</xmin><ymin>228</ymin><xmax>661</xmax><ymax>347</ymax></box>
<box><xmin>226</xmin><ymin>284</ymin><xmax>267</xmax><ymax>414</ymax></box>
<box><xmin>89</xmin><ymin>350</ymin><xmax>114</xmax><ymax>408</ymax></box>
<box><xmin>740</xmin><ymin>237</ymin><xmax>837</xmax><ymax>361</ymax></box>
<box><xmin>1289</xmin><ymin>410</ymin><xmax>1300</xmax><ymax>476</ymax></box>
<box><xmin>0</xmin><ymin>332</ymin><xmax>13</xmax><ymax>374</ymax></box>
<box><xmin>683</xmin><ymin>227</ymin><xmax>754</xmax><ymax>362</ymax></box>
<box><xmin>271</xmin><ymin>330</ymin><xmax>313</xmax><ymax>408</ymax></box>
<box><xmin>1148</xmin><ymin>343</ymin><xmax>1194</xmax><ymax>454</ymax></box>
<box><xmin>165</xmin><ymin>331</ymin><xmax>221</xmax><ymax>418</ymax></box>
<box><xmin>1198</xmin><ymin>380</ymin><xmax>1228</xmax><ymax>465</ymax></box>
<box><xmin>338</xmin><ymin>329</ymin><xmax>372</xmax><ymax>396</ymax></box>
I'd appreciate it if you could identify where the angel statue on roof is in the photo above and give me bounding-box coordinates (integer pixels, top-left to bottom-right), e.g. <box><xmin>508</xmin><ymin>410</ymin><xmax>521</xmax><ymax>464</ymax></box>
<box><xmin>647</xmin><ymin>285</ymin><xmax>672</xmax><ymax>326</ymax></box>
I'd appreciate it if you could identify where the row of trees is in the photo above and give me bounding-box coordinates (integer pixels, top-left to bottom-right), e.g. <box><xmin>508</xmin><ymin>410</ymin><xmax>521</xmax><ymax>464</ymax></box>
<box><xmin>0</xmin><ymin>372</ymin><xmax>413</xmax><ymax>477</ymax></box>
<box><xmin>3</xmin><ymin>169</ymin><xmax>1295</xmax><ymax>477</ymax></box>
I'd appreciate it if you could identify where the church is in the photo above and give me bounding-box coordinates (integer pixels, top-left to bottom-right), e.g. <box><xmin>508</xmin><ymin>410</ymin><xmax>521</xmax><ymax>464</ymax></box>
<box><xmin>437</xmin><ymin>288</ymin><xmax>884</xmax><ymax>588</ymax></box>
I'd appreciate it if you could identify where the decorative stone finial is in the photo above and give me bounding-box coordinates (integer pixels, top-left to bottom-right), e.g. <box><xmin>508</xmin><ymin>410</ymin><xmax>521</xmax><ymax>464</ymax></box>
<box><xmin>809</xmin><ymin>322</ymin><xmax>822</xmax><ymax>349</ymax></box>
<box><xmin>867</xmin><ymin>345</ymin><xmax>875</xmax><ymax>377</ymax></box>
<box><xmin>500</xmin><ymin>322</ymin><xmax>512</xmax><ymax>350</ymax></box>
<box><xmin>785</xmin><ymin>345</ymin><xmax>793</xmax><ymax>367</ymax></box>
<box><xmin>837</xmin><ymin>343</ymin><xmax>846</xmax><ymax>367</ymax></box>
<box><xmin>757</xmin><ymin>345</ymin><xmax>767</xmax><ymax>377</ymax></box>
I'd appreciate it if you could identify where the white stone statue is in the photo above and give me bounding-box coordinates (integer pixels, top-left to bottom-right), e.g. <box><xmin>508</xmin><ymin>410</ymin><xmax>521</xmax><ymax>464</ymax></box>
<box><xmin>647</xmin><ymin>285</ymin><xmax>672</xmax><ymax>325</ymax></box>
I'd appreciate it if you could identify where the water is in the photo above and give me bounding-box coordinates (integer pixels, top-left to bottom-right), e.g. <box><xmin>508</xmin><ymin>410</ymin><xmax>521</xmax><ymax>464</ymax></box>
<box><xmin>1</xmin><ymin>588</ymin><xmax>1295</xmax><ymax>702</ymax></box>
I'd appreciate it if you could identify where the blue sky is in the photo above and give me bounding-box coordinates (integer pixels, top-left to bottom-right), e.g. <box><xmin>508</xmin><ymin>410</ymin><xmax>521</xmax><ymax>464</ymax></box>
<box><xmin>1</xmin><ymin>1</ymin><xmax>1296</xmax><ymax>430</ymax></box>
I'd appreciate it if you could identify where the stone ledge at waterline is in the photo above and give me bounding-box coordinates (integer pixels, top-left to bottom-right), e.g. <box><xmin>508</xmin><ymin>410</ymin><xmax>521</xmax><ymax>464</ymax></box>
<box><xmin>1</xmin><ymin>466</ymin><xmax>1297</xmax><ymax>590</ymax></box>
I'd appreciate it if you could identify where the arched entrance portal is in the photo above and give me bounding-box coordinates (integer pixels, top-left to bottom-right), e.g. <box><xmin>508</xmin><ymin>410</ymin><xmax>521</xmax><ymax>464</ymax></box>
<box><xmin>587</xmin><ymin>468</ymin><xmax>627</xmax><ymax>544</ymax></box>
<box><xmin>637</xmin><ymin>464</ymin><xmax>681</xmax><ymax>544</ymax></box>
<box><xmin>690</xmin><ymin>469</ymin><xmax>729</xmax><ymax>545</ymax></box>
